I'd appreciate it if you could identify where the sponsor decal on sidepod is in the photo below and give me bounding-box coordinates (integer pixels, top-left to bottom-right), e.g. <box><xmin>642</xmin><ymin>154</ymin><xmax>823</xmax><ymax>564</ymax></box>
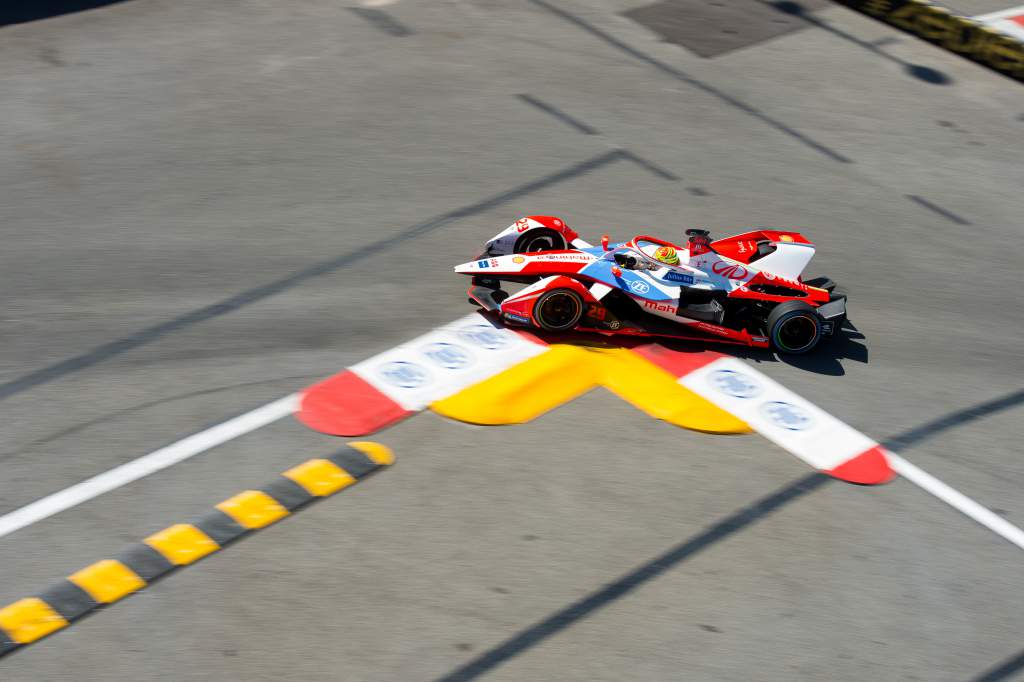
<box><xmin>664</xmin><ymin>271</ymin><xmax>695</xmax><ymax>284</ymax></box>
<box><xmin>712</xmin><ymin>261</ymin><xmax>749</xmax><ymax>280</ymax></box>
<box><xmin>629</xmin><ymin>279</ymin><xmax>651</xmax><ymax>294</ymax></box>
<box><xmin>643</xmin><ymin>300</ymin><xmax>674</xmax><ymax>313</ymax></box>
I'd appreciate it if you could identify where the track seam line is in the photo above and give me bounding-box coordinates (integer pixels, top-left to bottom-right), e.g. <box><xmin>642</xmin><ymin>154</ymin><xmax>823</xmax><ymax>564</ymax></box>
<box><xmin>0</xmin><ymin>394</ymin><xmax>299</xmax><ymax>541</ymax></box>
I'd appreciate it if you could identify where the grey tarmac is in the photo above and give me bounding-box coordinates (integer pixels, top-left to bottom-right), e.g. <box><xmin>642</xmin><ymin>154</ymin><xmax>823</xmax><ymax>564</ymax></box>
<box><xmin>0</xmin><ymin>1</ymin><xmax>1022</xmax><ymax>680</ymax></box>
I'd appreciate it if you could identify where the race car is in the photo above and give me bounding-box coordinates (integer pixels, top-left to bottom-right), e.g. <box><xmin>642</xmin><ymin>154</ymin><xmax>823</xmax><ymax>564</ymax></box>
<box><xmin>454</xmin><ymin>216</ymin><xmax>848</xmax><ymax>354</ymax></box>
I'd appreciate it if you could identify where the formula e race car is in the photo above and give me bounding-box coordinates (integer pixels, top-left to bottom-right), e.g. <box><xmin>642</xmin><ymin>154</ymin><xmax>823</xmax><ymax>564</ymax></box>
<box><xmin>455</xmin><ymin>216</ymin><xmax>848</xmax><ymax>354</ymax></box>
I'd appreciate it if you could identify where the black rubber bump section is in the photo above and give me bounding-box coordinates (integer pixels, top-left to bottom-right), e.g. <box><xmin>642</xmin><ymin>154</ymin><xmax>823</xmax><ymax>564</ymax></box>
<box><xmin>37</xmin><ymin>580</ymin><xmax>97</xmax><ymax>622</ymax></box>
<box><xmin>117</xmin><ymin>543</ymin><xmax>175</xmax><ymax>583</ymax></box>
<box><xmin>0</xmin><ymin>633</ymin><xmax>18</xmax><ymax>656</ymax></box>
<box><xmin>327</xmin><ymin>447</ymin><xmax>378</xmax><ymax>479</ymax></box>
<box><xmin>261</xmin><ymin>477</ymin><xmax>315</xmax><ymax>512</ymax></box>
<box><xmin>192</xmin><ymin>509</ymin><xmax>248</xmax><ymax>547</ymax></box>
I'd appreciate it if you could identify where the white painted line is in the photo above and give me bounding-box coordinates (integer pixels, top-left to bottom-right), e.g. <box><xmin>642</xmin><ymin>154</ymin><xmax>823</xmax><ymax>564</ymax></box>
<box><xmin>0</xmin><ymin>394</ymin><xmax>299</xmax><ymax>540</ymax></box>
<box><xmin>889</xmin><ymin>453</ymin><xmax>1024</xmax><ymax>551</ymax></box>
<box><xmin>973</xmin><ymin>5</ymin><xmax>1024</xmax><ymax>22</ymax></box>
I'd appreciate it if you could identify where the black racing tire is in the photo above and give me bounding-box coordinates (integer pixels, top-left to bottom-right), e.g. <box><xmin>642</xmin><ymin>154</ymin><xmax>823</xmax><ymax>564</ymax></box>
<box><xmin>533</xmin><ymin>288</ymin><xmax>584</xmax><ymax>332</ymax></box>
<box><xmin>514</xmin><ymin>228</ymin><xmax>566</xmax><ymax>254</ymax></box>
<box><xmin>767</xmin><ymin>300</ymin><xmax>822</xmax><ymax>354</ymax></box>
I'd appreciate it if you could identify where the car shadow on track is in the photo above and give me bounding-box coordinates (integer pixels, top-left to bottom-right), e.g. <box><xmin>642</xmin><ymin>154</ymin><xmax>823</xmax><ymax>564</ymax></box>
<box><xmin>648</xmin><ymin>320</ymin><xmax>869</xmax><ymax>377</ymax></box>
<box><xmin>776</xmin><ymin>320</ymin><xmax>869</xmax><ymax>376</ymax></box>
<box><xmin>531</xmin><ymin>318</ymin><xmax>868</xmax><ymax>377</ymax></box>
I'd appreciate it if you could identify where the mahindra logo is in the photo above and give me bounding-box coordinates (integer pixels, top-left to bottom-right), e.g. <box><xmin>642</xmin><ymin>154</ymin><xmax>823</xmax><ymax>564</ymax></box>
<box><xmin>712</xmin><ymin>261</ymin><xmax>749</xmax><ymax>280</ymax></box>
<box><xmin>643</xmin><ymin>299</ymin><xmax>674</xmax><ymax>313</ymax></box>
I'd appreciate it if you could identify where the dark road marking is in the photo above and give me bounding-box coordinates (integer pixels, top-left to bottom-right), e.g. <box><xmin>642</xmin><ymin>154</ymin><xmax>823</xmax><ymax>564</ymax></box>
<box><xmin>0</xmin><ymin>149</ymin><xmax>668</xmax><ymax>403</ymax></box>
<box><xmin>883</xmin><ymin>388</ymin><xmax>1024</xmax><ymax>452</ymax></box>
<box><xmin>0</xmin><ymin>443</ymin><xmax>393</xmax><ymax>658</ymax></box>
<box><xmin>972</xmin><ymin>648</ymin><xmax>1024</xmax><ymax>682</ymax></box>
<box><xmin>348</xmin><ymin>7</ymin><xmax>412</xmax><ymax>37</ymax></box>
<box><xmin>434</xmin><ymin>472</ymin><xmax>830</xmax><ymax>682</ymax></box>
<box><xmin>905</xmin><ymin>194</ymin><xmax>971</xmax><ymax>225</ymax></box>
<box><xmin>764</xmin><ymin>0</ymin><xmax>951</xmax><ymax>85</ymax></box>
<box><xmin>619</xmin><ymin>149</ymin><xmax>680</xmax><ymax>180</ymax></box>
<box><xmin>527</xmin><ymin>0</ymin><xmax>853</xmax><ymax>164</ymax></box>
<box><xmin>516</xmin><ymin>94</ymin><xmax>600</xmax><ymax>135</ymax></box>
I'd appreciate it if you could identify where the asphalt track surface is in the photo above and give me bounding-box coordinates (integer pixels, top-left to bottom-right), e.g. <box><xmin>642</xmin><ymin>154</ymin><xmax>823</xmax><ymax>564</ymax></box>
<box><xmin>1</xmin><ymin>0</ymin><xmax>1023</xmax><ymax>680</ymax></box>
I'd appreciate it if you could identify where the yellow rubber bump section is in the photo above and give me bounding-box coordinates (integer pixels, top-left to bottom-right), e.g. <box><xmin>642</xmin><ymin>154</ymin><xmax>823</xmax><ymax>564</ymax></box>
<box><xmin>327</xmin><ymin>443</ymin><xmax>394</xmax><ymax>479</ymax></box>
<box><xmin>216</xmin><ymin>490</ymin><xmax>290</xmax><ymax>530</ymax></box>
<box><xmin>597</xmin><ymin>348</ymin><xmax>749</xmax><ymax>434</ymax></box>
<box><xmin>68</xmin><ymin>560</ymin><xmax>146</xmax><ymax>604</ymax></box>
<box><xmin>432</xmin><ymin>345</ymin><xmax>601</xmax><ymax>424</ymax></box>
<box><xmin>0</xmin><ymin>598</ymin><xmax>68</xmax><ymax>644</ymax></box>
<box><xmin>284</xmin><ymin>459</ymin><xmax>357</xmax><ymax>497</ymax></box>
<box><xmin>348</xmin><ymin>441</ymin><xmax>396</xmax><ymax>466</ymax></box>
<box><xmin>431</xmin><ymin>344</ymin><xmax>749</xmax><ymax>433</ymax></box>
<box><xmin>144</xmin><ymin>524</ymin><xmax>220</xmax><ymax>566</ymax></box>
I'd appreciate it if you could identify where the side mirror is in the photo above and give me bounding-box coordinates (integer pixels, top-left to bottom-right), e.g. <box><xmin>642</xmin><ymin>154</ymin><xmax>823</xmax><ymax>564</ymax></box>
<box><xmin>601</xmin><ymin>234</ymin><xmax>610</xmax><ymax>251</ymax></box>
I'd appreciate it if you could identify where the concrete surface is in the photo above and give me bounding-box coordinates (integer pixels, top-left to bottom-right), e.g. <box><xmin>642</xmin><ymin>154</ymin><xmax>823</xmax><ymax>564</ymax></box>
<box><xmin>0</xmin><ymin>0</ymin><xmax>1022</xmax><ymax>680</ymax></box>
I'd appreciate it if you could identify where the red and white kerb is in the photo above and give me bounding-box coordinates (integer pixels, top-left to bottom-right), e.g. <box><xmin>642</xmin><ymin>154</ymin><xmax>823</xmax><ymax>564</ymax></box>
<box><xmin>298</xmin><ymin>313</ymin><xmax>547</xmax><ymax>436</ymax></box>
<box><xmin>636</xmin><ymin>347</ymin><xmax>894</xmax><ymax>485</ymax></box>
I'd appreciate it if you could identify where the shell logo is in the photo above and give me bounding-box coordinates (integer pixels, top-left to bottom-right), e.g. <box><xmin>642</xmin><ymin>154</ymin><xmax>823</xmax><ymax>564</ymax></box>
<box><xmin>512</xmin><ymin>256</ymin><xmax>525</xmax><ymax>264</ymax></box>
<box><xmin>780</xmin><ymin>235</ymin><xmax>795</xmax><ymax>242</ymax></box>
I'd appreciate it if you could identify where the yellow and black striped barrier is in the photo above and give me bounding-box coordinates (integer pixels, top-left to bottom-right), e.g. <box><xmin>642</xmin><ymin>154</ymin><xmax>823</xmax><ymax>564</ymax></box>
<box><xmin>0</xmin><ymin>442</ymin><xmax>393</xmax><ymax>657</ymax></box>
<box><xmin>837</xmin><ymin>0</ymin><xmax>1024</xmax><ymax>82</ymax></box>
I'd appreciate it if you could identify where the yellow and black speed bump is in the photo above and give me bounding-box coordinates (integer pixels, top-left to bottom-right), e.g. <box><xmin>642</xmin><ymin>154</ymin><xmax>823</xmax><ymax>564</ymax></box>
<box><xmin>0</xmin><ymin>442</ymin><xmax>393</xmax><ymax>657</ymax></box>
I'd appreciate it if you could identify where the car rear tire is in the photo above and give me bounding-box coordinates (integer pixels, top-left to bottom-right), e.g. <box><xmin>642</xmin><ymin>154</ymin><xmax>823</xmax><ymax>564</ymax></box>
<box><xmin>534</xmin><ymin>288</ymin><xmax>584</xmax><ymax>331</ymax></box>
<box><xmin>514</xmin><ymin>228</ymin><xmax>566</xmax><ymax>254</ymax></box>
<box><xmin>767</xmin><ymin>301</ymin><xmax>822</xmax><ymax>354</ymax></box>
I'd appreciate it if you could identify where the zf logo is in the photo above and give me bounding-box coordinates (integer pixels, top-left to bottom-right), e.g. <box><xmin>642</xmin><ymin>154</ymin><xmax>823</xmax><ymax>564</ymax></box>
<box><xmin>421</xmin><ymin>342</ymin><xmax>473</xmax><ymax>370</ymax></box>
<box><xmin>759</xmin><ymin>401</ymin><xmax>814</xmax><ymax>431</ymax></box>
<box><xmin>628</xmin><ymin>279</ymin><xmax>651</xmax><ymax>294</ymax></box>
<box><xmin>378</xmin><ymin>361</ymin><xmax>429</xmax><ymax>389</ymax></box>
<box><xmin>709</xmin><ymin>369</ymin><xmax>761</xmax><ymax>399</ymax></box>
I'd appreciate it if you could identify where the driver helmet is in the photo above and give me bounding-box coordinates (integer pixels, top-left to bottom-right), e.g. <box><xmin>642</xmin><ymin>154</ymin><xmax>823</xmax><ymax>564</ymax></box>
<box><xmin>653</xmin><ymin>245</ymin><xmax>680</xmax><ymax>266</ymax></box>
